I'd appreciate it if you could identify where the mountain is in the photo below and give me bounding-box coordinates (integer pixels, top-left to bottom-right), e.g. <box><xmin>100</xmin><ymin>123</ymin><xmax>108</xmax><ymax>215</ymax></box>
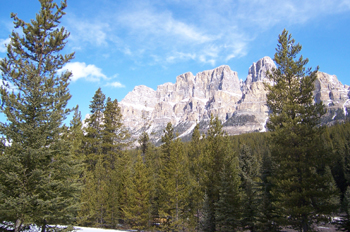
<box><xmin>119</xmin><ymin>56</ymin><xmax>350</xmax><ymax>144</ymax></box>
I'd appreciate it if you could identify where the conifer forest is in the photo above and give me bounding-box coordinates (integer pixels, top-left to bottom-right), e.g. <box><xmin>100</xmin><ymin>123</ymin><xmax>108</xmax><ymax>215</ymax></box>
<box><xmin>1</xmin><ymin>1</ymin><xmax>350</xmax><ymax>232</ymax></box>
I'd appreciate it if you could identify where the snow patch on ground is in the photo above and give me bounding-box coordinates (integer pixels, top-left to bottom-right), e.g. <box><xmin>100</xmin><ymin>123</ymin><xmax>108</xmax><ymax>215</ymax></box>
<box><xmin>15</xmin><ymin>225</ymin><xmax>132</xmax><ymax>232</ymax></box>
<box><xmin>74</xmin><ymin>226</ymin><xmax>133</xmax><ymax>232</ymax></box>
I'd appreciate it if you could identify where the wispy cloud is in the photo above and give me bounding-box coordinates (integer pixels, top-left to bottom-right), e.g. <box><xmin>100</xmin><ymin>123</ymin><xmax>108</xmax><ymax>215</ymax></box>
<box><xmin>65</xmin><ymin>17</ymin><xmax>110</xmax><ymax>47</ymax></box>
<box><xmin>118</xmin><ymin>7</ymin><xmax>214</xmax><ymax>44</ymax></box>
<box><xmin>0</xmin><ymin>38</ymin><xmax>10</xmax><ymax>53</ymax></box>
<box><xmin>60</xmin><ymin>62</ymin><xmax>108</xmax><ymax>82</ymax></box>
<box><xmin>166</xmin><ymin>52</ymin><xmax>196</xmax><ymax>63</ymax></box>
<box><xmin>234</xmin><ymin>0</ymin><xmax>350</xmax><ymax>28</ymax></box>
<box><xmin>63</xmin><ymin>0</ymin><xmax>350</xmax><ymax>68</ymax></box>
<box><xmin>105</xmin><ymin>81</ymin><xmax>125</xmax><ymax>88</ymax></box>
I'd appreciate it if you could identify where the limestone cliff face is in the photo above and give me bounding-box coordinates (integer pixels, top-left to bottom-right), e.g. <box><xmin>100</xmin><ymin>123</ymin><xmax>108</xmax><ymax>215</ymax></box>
<box><xmin>119</xmin><ymin>56</ymin><xmax>350</xmax><ymax>143</ymax></box>
<box><xmin>314</xmin><ymin>72</ymin><xmax>350</xmax><ymax>123</ymax></box>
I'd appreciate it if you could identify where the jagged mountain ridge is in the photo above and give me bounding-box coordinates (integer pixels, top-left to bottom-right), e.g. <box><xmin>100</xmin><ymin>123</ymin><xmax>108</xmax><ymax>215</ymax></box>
<box><xmin>119</xmin><ymin>56</ymin><xmax>350</xmax><ymax>143</ymax></box>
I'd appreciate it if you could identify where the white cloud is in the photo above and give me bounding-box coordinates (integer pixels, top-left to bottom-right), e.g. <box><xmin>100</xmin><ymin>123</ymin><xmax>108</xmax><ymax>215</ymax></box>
<box><xmin>112</xmin><ymin>2</ymin><xmax>251</xmax><ymax>66</ymax></box>
<box><xmin>234</xmin><ymin>0</ymin><xmax>350</xmax><ymax>28</ymax></box>
<box><xmin>166</xmin><ymin>52</ymin><xmax>196</xmax><ymax>63</ymax></box>
<box><xmin>59</xmin><ymin>0</ymin><xmax>350</xmax><ymax>68</ymax></box>
<box><xmin>0</xmin><ymin>38</ymin><xmax>11</xmax><ymax>53</ymax></box>
<box><xmin>118</xmin><ymin>8</ymin><xmax>214</xmax><ymax>44</ymax></box>
<box><xmin>199</xmin><ymin>55</ymin><xmax>216</xmax><ymax>66</ymax></box>
<box><xmin>65</xmin><ymin>17</ymin><xmax>109</xmax><ymax>47</ymax></box>
<box><xmin>106</xmin><ymin>81</ymin><xmax>125</xmax><ymax>88</ymax></box>
<box><xmin>60</xmin><ymin>62</ymin><xmax>108</xmax><ymax>82</ymax></box>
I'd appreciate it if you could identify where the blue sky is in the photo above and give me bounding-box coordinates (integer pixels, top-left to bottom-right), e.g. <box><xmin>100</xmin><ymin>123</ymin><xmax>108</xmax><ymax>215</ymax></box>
<box><xmin>1</xmin><ymin>0</ymin><xmax>350</xmax><ymax>120</ymax></box>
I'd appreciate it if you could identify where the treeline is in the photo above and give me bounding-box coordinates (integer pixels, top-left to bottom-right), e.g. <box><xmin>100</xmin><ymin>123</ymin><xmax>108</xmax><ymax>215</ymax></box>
<box><xmin>74</xmin><ymin>86</ymin><xmax>350</xmax><ymax>232</ymax></box>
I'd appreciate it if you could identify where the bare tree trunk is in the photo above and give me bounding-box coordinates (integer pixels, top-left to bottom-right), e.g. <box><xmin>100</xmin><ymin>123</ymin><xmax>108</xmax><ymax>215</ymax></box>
<box><xmin>14</xmin><ymin>218</ymin><xmax>22</xmax><ymax>232</ymax></box>
<box><xmin>41</xmin><ymin>220</ymin><xmax>47</xmax><ymax>232</ymax></box>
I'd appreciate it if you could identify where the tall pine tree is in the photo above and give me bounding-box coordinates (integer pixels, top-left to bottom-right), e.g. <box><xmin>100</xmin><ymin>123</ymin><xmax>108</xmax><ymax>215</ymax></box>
<box><xmin>158</xmin><ymin>122</ymin><xmax>190</xmax><ymax>231</ymax></box>
<box><xmin>188</xmin><ymin>123</ymin><xmax>205</xmax><ymax>231</ymax></box>
<box><xmin>265</xmin><ymin>29</ymin><xmax>339</xmax><ymax>232</ymax></box>
<box><xmin>201</xmin><ymin>115</ymin><xmax>228</xmax><ymax>232</ymax></box>
<box><xmin>239</xmin><ymin>144</ymin><xmax>261</xmax><ymax>232</ymax></box>
<box><xmin>0</xmin><ymin>0</ymin><xmax>80</xmax><ymax>231</ymax></box>
<box><xmin>83</xmin><ymin>88</ymin><xmax>106</xmax><ymax>171</ymax></box>
<box><xmin>215</xmin><ymin>145</ymin><xmax>242</xmax><ymax>232</ymax></box>
<box><xmin>123</xmin><ymin>152</ymin><xmax>152</xmax><ymax>231</ymax></box>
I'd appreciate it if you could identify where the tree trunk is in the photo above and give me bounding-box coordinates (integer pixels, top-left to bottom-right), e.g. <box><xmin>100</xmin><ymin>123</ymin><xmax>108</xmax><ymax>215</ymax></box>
<box><xmin>41</xmin><ymin>221</ymin><xmax>46</xmax><ymax>232</ymax></box>
<box><xmin>301</xmin><ymin>214</ymin><xmax>309</xmax><ymax>232</ymax></box>
<box><xmin>14</xmin><ymin>218</ymin><xmax>22</xmax><ymax>232</ymax></box>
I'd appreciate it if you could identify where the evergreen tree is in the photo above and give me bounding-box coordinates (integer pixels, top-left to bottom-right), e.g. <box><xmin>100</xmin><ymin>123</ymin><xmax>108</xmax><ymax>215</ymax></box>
<box><xmin>158</xmin><ymin>123</ymin><xmax>190</xmax><ymax>231</ymax></box>
<box><xmin>161</xmin><ymin>122</ymin><xmax>175</xmax><ymax>160</ymax></box>
<box><xmin>102</xmin><ymin>97</ymin><xmax>130</xmax><ymax>228</ymax></box>
<box><xmin>265</xmin><ymin>29</ymin><xmax>339</xmax><ymax>232</ymax></box>
<box><xmin>123</xmin><ymin>152</ymin><xmax>152</xmax><ymax>231</ymax></box>
<box><xmin>0</xmin><ymin>1</ymin><xmax>81</xmax><ymax>231</ymax></box>
<box><xmin>201</xmin><ymin>115</ymin><xmax>227</xmax><ymax>232</ymax></box>
<box><xmin>69</xmin><ymin>106</ymin><xmax>84</xmax><ymax>163</ymax></box>
<box><xmin>83</xmin><ymin>88</ymin><xmax>106</xmax><ymax>171</ymax></box>
<box><xmin>188</xmin><ymin>123</ymin><xmax>205</xmax><ymax>231</ymax></box>
<box><xmin>139</xmin><ymin>132</ymin><xmax>149</xmax><ymax>154</ymax></box>
<box><xmin>257</xmin><ymin>151</ymin><xmax>281</xmax><ymax>232</ymax></box>
<box><xmin>79</xmin><ymin>92</ymin><xmax>130</xmax><ymax>228</ymax></box>
<box><xmin>338</xmin><ymin>186</ymin><xmax>350</xmax><ymax>231</ymax></box>
<box><xmin>78</xmin><ymin>89</ymin><xmax>106</xmax><ymax>226</ymax></box>
<box><xmin>239</xmin><ymin>144</ymin><xmax>261</xmax><ymax>232</ymax></box>
<box><xmin>143</xmin><ymin>137</ymin><xmax>162</xmax><ymax>229</ymax></box>
<box><xmin>215</xmin><ymin>149</ymin><xmax>242</xmax><ymax>232</ymax></box>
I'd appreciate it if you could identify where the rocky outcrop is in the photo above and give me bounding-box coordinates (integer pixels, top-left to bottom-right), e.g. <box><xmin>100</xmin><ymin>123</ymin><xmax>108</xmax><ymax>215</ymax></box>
<box><xmin>119</xmin><ymin>56</ymin><xmax>350</xmax><ymax>144</ymax></box>
<box><xmin>314</xmin><ymin>72</ymin><xmax>350</xmax><ymax>123</ymax></box>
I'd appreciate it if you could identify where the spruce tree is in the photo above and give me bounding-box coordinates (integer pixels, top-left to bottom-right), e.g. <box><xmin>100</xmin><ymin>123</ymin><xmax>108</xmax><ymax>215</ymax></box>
<box><xmin>239</xmin><ymin>144</ymin><xmax>261</xmax><ymax>232</ymax></box>
<box><xmin>102</xmin><ymin>97</ymin><xmax>130</xmax><ymax>228</ymax></box>
<box><xmin>257</xmin><ymin>151</ymin><xmax>281</xmax><ymax>232</ymax></box>
<box><xmin>265</xmin><ymin>29</ymin><xmax>339</xmax><ymax>232</ymax></box>
<box><xmin>123</xmin><ymin>152</ymin><xmax>152</xmax><ymax>231</ymax></box>
<box><xmin>79</xmin><ymin>92</ymin><xmax>130</xmax><ymax>228</ymax></box>
<box><xmin>201</xmin><ymin>115</ymin><xmax>227</xmax><ymax>232</ymax></box>
<box><xmin>188</xmin><ymin>123</ymin><xmax>205</xmax><ymax>231</ymax></box>
<box><xmin>83</xmin><ymin>88</ymin><xmax>106</xmax><ymax>171</ymax></box>
<box><xmin>0</xmin><ymin>1</ymin><xmax>81</xmax><ymax>231</ymax></box>
<box><xmin>158</xmin><ymin>123</ymin><xmax>190</xmax><ymax>231</ymax></box>
<box><xmin>215</xmin><ymin>148</ymin><xmax>242</xmax><ymax>232</ymax></box>
<box><xmin>78</xmin><ymin>88</ymin><xmax>107</xmax><ymax>227</ymax></box>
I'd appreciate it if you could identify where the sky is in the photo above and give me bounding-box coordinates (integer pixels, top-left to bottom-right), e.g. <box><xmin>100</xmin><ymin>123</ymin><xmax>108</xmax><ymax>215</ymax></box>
<box><xmin>1</xmin><ymin>0</ymin><xmax>350</xmax><ymax>121</ymax></box>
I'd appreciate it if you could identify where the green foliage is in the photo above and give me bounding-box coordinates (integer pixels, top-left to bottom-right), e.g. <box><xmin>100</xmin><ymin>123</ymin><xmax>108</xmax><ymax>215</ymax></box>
<box><xmin>123</xmin><ymin>152</ymin><xmax>152</xmax><ymax>231</ymax></box>
<box><xmin>78</xmin><ymin>89</ymin><xmax>130</xmax><ymax>229</ymax></box>
<box><xmin>0</xmin><ymin>0</ymin><xmax>81</xmax><ymax>231</ymax></box>
<box><xmin>265</xmin><ymin>29</ymin><xmax>339</xmax><ymax>231</ymax></box>
<box><xmin>138</xmin><ymin>131</ymin><xmax>150</xmax><ymax>155</ymax></box>
<box><xmin>83</xmin><ymin>88</ymin><xmax>106</xmax><ymax>171</ymax></box>
<box><xmin>201</xmin><ymin>115</ymin><xmax>243</xmax><ymax>232</ymax></box>
<box><xmin>188</xmin><ymin>123</ymin><xmax>205</xmax><ymax>231</ymax></box>
<box><xmin>215</xmin><ymin>153</ymin><xmax>242</xmax><ymax>232</ymax></box>
<box><xmin>158</xmin><ymin>123</ymin><xmax>191</xmax><ymax>231</ymax></box>
<box><xmin>239</xmin><ymin>144</ymin><xmax>261</xmax><ymax>232</ymax></box>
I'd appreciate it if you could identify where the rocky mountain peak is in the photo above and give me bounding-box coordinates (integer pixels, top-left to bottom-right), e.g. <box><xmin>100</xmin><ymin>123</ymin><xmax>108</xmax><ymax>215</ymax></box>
<box><xmin>119</xmin><ymin>56</ymin><xmax>349</xmax><ymax>145</ymax></box>
<box><xmin>246</xmin><ymin>56</ymin><xmax>275</xmax><ymax>85</ymax></box>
